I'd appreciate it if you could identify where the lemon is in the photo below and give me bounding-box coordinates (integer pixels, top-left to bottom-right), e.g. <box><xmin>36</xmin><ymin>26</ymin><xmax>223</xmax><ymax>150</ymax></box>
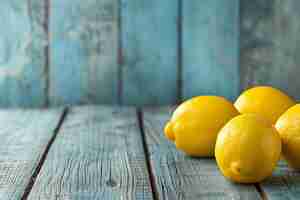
<box><xmin>164</xmin><ymin>96</ymin><xmax>239</xmax><ymax>157</ymax></box>
<box><xmin>276</xmin><ymin>104</ymin><xmax>300</xmax><ymax>169</ymax></box>
<box><xmin>235</xmin><ymin>86</ymin><xmax>295</xmax><ymax>124</ymax></box>
<box><xmin>215</xmin><ymin>114</ymin><xmax>281</xmax><ymax>183</ymax></box>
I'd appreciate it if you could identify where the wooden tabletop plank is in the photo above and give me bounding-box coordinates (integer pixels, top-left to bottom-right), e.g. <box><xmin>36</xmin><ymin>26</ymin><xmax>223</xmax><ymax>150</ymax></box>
<box><xmin>49</xmin><ymin>0</ymin><xmax>119</xmax><ymax>105</ymax></box>
<box><xmin>143</xmin><ymin>107</ymin><xmax>261</xmax><ymax>200</ymax></box>
<box><xmin>260</xmin><ymin>160</ymin><xmax>300</xmax><ymax>200</ymax></box>
<box><xmin>0</xmin><ymin>109</ymin><xmax>63</xmax><ymax>199</ymax></box>
<box><xmin>121</xmin><ymin>0</ymin><xmax>179</xmax><ymax>106</ymax></box>
<box><xmin>28</xmin><ymin>106</ymin><xmax>153</xmax><ymax>199</ymax></box>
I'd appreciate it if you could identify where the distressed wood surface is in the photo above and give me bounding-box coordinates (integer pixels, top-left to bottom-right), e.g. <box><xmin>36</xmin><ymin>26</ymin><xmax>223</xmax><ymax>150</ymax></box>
<box><xmin>182</xmin><ymin>0</ymin><xmax>240</xmax><ymax>101</ymax></box>
<box><xmin>28</xmin><ymin>106</ymin><xmax>153</xmax><ymax>199</ymax></box>
<box><xmin>142</xmin><ymin>107</ymin><xmax>261</xmax><ymax>199</ymax></box>
<box><xmin>121</xmin><ymin>0</ymin><xmax>179</xmax><ymax>106</ymax></box>
<box><xmin>0</xmin><ymin>109</ymin><xmax>62</xmax><ymax>199</ymax></box>
<box><xmin>49</xmin><ymin>0</ymin><xmax>119</xmax><ymax>105</ymax></box>
<box><xmin>240</xmin><ymin>0</ymin><xmax>300</xmax><ymax>100</ymax></box>
<box><xmin>260</xmin><ymin>160</ymin><xmax>300</xmax><ymax>200</ymax></box>
<box><xmin>0</xmin><ymin>0</ymin><xmax>47</xmax><ymax>107</ymax></box>
<box><xmin>3</xmin><ymin>1</ymin><xmax>300</xmax><ymax>107</ymax></box>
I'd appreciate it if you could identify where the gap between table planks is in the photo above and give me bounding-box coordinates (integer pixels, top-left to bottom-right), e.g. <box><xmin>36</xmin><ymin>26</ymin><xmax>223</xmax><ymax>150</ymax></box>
<box><xmin>27</xmin><ymin>106</ymin><xmax>154</xmax><ymax>199</ymax></box>
<box><xmin>142</xmin><ymin>107</ymin><xmax>261</xmax><ymax>200</ymax></box>
<box><xmin>0</xmin><ymin>106</ymin><xmax>299</xmax><ymax>200</ymax></box>
<box><xmin>0</xmin><ymin>108</ymin><xmax>64</xmax><ymax>199</ymax></box>
<box><xmin>142</xmin><ymin>107</ymin><xmax>300</xmax><ymax>200</ymax></box>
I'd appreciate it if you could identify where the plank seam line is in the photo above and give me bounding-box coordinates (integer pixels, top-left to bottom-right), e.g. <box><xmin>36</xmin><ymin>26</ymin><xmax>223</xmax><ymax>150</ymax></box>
<box><xmin>177</xmin><ymin>0</ymin><xmax>183</xmax><ymax>104</ymax></box>
<box><xmin>44</xmin><ymin>0</ymin><xmax>50</xmax><ymax>107</ymax></box>
<box><xmin>20</xmin><ymin>107</ymin><xmax>69</xmax><ymax>200</ymax></box>
<box><xmin>237</xmin><ymin>0</ymin><xmax>242</xmax><ymax>94</ymax></box>
<box><xmin>255</xmin><ymin>183</ymin><xmax>268</xmax><ymax>200</ymax></box>
<box><xmin>117</xmin><ymin>0</ymin><xmax>123</xmax><ymax>105</ymax></box>
<box><xmin>137</xmin><ymin>108</ymin><xmax>158</xmax><ymax>200</ymax></box>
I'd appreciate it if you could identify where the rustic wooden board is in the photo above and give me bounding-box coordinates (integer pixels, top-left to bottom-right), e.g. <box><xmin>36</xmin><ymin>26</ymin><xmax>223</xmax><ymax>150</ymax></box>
<box><xmin>0</xmin><ymin>0</ymin><xmax>47</xmax><ymax>107</ymax></box>
<box><xmin>28</xmin><ymin>106</ymin><xmax>153</xmax><ymax>199</ymax></box>
<box><xmin>260</xmin><ymin>160</ymin><xmax>300</xmax><ymax>200</ymax></box>
<box><xmin>49</xmin><ymin>0</ymin><xmax>119</xmax><ymax>105</ymax></box>
<box><xmin>0</xmin><ymin>109</ymin><xmax>63</xmax><ymax>199</ymax></box>
<box><xmin>240</xmin><ymin>0</ymin><xmax>300</xmax><ymax>100</ymax></box>
<box><xmin>182</xmin><ymin>0</ymin><xmax>240</xmax><ymax>101</ymax></box>
<box><xmin>142</xmin><ymin>107</ymin><xmax>261</xmax><ymax>199</ymax></box>
<box><xmin>121</xmin><ymin>0</ymin><xmax>179</xmax><ymax>106</ymax></box>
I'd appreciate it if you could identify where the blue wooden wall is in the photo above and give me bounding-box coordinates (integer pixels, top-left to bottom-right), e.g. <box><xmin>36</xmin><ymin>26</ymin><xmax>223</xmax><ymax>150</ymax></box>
<box><xmin>0</xmin><ymin>0</ymin><xmax>299</xmax><ymax>107</ymax></box>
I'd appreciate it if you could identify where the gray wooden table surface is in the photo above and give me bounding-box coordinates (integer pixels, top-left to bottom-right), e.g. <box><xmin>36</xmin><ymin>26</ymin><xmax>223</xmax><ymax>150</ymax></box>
<box><xmin>0</xmin><ymin>105</ymin><xmax>298</xmax><ymax>200</ymax></box>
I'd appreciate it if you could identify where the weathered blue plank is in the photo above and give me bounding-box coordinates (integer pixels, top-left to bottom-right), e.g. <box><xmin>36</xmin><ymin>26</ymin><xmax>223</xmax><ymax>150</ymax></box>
<box><xmin>121</xmin><ymin>0</ymin><xmax>179</xmax><ymax>106</ymax></box>
<box><xmin>49</xmin><ymin>0</ymin><xmax>118</xmax><ymax>105</ymax></box>
<box><xmin>260</xmin><ymin>160</ymin><xmax>300</xmax><ymax>200</ymax></box>
<box><xmin>28</xmin><ymin>106</ymin><xmax>153</xmax><ymax>199</ymax></box>
<box><xmin>182</xmin><ymin>0</ymin><xmax>240</xmax><ymax>101</ymax></box>
<box><xmin>0</xmin><ymin>0</ymin><xmax>47</xmax><ymax>107</ymax></box>
<box><xmin>240</xmin><ymin>0</ymin><xmax>300</xmax><ymax>100</ymax></box>
<box><xmin>0</xmin><ymin>109</ymin><xmax>63</xmax><ymax>199</ymax></box>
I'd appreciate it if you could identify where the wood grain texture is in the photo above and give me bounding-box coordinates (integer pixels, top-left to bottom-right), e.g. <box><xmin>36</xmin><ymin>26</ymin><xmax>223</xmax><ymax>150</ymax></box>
<box><xmin>28</xmin><ymin>106</ymin><xmax>153</xmax><ymax>199</ymax></box>
<box><xmin>121</xmin><ymin>0</ymin><xmax>178</xmax><ymax>106</ymax></box>
<box><xmin>142</xmin><ymin>107</ymin><xmax>261</xmax><ymax>199</ymax></box>
<box><xmin>240</xmin><ymin>0</ymin><xmax>300</xmax><ymax>100</ymax></box>
<box><xmin>182</xmin><ymin>0</ymin><xmax>240</xmax><ymax>101</ymax></box>
<box><xmin>260</xmin><ymin>160</ymin><xmax>300</xmax><ymax>199</ymax></box>
<box><xmin>0</xmin><ymin>0</ymin><xmax>47</xmax><ymax>107</ymax></box>
<box><xmin>0</xmin><ymin>109</ymin><xmax>62</xmax><ymax>199</ymax></box>
<box><xmin>49</xmin><ymin>0</ymin><xmax>118</xmax><ymax>105</ymax></box>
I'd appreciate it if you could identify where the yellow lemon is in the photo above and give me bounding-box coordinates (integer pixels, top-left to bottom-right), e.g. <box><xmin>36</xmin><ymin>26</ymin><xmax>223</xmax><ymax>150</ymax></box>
<box><xmin>235</xmin><ymin>86</ymin><xmax>295</xmax><ymax>124</ymax></box>
<box><xmin>276</xmin><ymin>104</ymin><xmax>300</xmax><ymax>169</ymax></box>
<box><xmin>215</xmin><ymin>114</ymin><xmax>281</xmax><ymax>183</ymax></box>
<box><xmin>164</xmin><ymin>96</ymin><xmax>239</xmax><ymax>157</ymax></box>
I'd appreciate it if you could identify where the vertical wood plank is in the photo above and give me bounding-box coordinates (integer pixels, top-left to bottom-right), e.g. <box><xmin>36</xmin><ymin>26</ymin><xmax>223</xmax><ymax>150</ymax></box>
<box><xmin>240</xmin><ymin>0</ymin><xmax>300</xmax><ymax>100</ymax></box>
<box><xmin>28</xmin><ymin>106</ymin><xmax>154</xmax><ymax>199</ymax></box>
<box><xmin>49</xmin><ymin>0</ymin><xmax>118</xmax><ymax>105</ymax></box>
<box><xmin>0</xmin><ymin>0</ymin><xmax>47</xmax><ymax>107</ymax></box>
<box><xmin>143</xmin><ymin>107</ymin><xmax>261</xmax><ymax>199</ymax></box>
<box><xmin>260</xmin><ymin>161</ymin><xmax>300</xmax><ymax>199</ymax></box>
<box><xmin>182</xmin><ymin>0</ymin><xmax>240</xmax><ymax>101</ymax></box>
<box><xmin>121</xmin><ymin>0</ymin><xmax>179</xmax><ymax>106</ymax></box>
<box><xmin>0</xmin><ymin>109</ymin><xmax>63</xmax><ymax>199</ymax></box>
